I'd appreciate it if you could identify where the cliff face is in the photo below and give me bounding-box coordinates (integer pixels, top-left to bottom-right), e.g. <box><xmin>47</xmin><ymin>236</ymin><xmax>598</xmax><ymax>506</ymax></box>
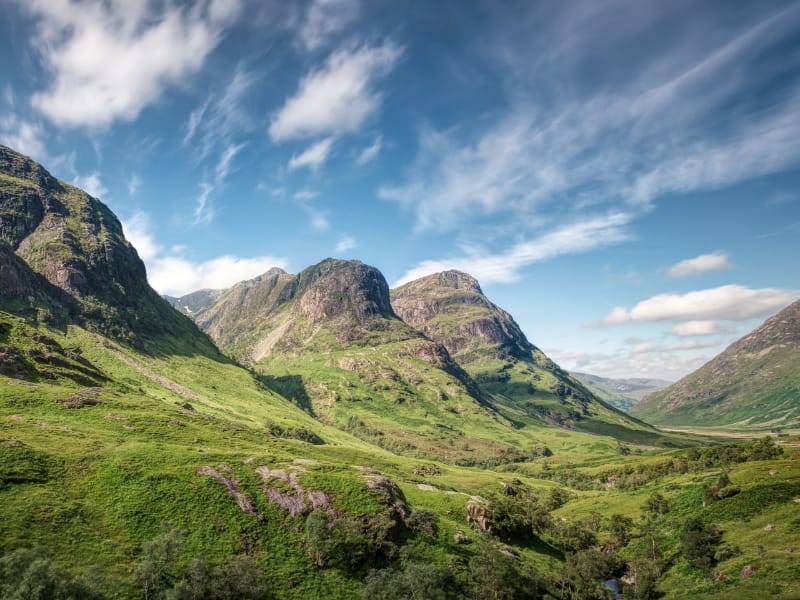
<box><xmin>633</xmin><ymin>300</ymin><xmax>800</xmax><ymax>428</ymax></box>
<box><xmin>0</xmin><ymin>144</ymin><xmax>208</xmax><ymax>345</ymax></box>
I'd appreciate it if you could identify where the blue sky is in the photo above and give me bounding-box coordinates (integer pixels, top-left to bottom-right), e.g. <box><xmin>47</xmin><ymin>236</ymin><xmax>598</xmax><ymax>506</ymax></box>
<box><xmin>1</xmin><ymin>0</ymin><xmax>799</xmax><ymax>380</ymax></box>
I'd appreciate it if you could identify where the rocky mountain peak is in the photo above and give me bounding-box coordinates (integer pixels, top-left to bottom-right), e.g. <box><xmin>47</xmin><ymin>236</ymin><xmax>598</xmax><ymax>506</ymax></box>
<box><xmin>294</xmin><ymin>259</ymin><xmax>395</xmax><ymax>326</ymax></box>
<box><xmin>391</xmin><ymin>270</ymin><xmax>531</xmax><ymax>358</ymax></box>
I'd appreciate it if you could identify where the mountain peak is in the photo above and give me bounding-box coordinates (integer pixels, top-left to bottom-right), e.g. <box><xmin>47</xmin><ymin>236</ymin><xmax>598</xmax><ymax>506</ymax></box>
<box><xmin>295</xmin><ymin>259</ymin><xmax>395</xmax><ymax>326</ymax></box>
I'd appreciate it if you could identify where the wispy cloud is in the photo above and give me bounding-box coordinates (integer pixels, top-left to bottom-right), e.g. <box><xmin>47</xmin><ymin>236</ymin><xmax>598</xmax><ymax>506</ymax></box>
<box><xmin>668</xmin><ymin>252</ymin><xmax>733</xmax><ymax>278</ymax></box>
<box><xmin>296</xmin><ymin>0</ymin><xmax>359</xmax><ymax>52</ymax></box>
<box><xmin>335</xmin><ymin>234</ymin><xmax>356</xmax><ymax>253</ymax></box>
<box><xmin>127</xmin><ymin>174</ymin><xmax>141</xmax><ymax>196</ymax></box>
<box><xmin>24</xmin><ymin>0</ymin><xmax>241</xmax><ymax>128</ymax></box>
<box><xmin>269</xmin><ymin>42</ymin><xmax>402</xmax><ymax>141</ymax></box>
<box><xmin>0</xmin><ymin>115</ymin><xmax>47</xmax><ymax>162</ymax></box>
<box><xmin>600</xmin><ymin>285</ymin><xmax>797</xmax><ymax>325</ymax></box>
<box><xmin>192</xmin><ymin>142</ymin><xmax>245</xmax><ymax>225</ymax></box>
<box><xmin>355</xmin><ymin>135</ymin><xmax>382</xmax><ymax>166</ymax></box>
<box><xmin>287</xmin><ymin>137</ymin><xmax>334</xmax><ymax>171</ymax></box>
<box><xmin>395</xmin><ymin>212</ymin><xmax>632</xmax><ymax>286</ymax></box>
<box><xmin>72</xmin><ymin>171</ymin><xmax>108</xmax><ymax>199</ymax></box>
<box><xmin>382</xmin><ymin>3</ymin><xmax>800</xmax><ymax>281</ymax></box>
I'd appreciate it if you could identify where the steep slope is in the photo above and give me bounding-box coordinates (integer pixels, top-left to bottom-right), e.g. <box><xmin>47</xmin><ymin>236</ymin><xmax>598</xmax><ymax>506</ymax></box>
<box><xmin>633</xmin><ymin>300</ymin><xmax>800</xmax><ymax>429</ymax></box>
<box><xmin>572</xmin><ymin>372</ymin><xmax>672</xmax><ymax>412</ymax></box>
<box><xmin>391</xmin><ymin>270</ymin><xmax>667</xmax><ymax>444</ymax></box>
<box><xmin>0</xmin><ymin>145</ymin><xmax>203</xmax><ymax>349</ymax></box>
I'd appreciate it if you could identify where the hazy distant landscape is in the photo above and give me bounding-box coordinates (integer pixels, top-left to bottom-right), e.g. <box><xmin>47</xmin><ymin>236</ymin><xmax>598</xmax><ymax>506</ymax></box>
<box><xmin>1</xmin><ymin>1</ymin><xmax>799</xmax><ymax>598</ymax></box>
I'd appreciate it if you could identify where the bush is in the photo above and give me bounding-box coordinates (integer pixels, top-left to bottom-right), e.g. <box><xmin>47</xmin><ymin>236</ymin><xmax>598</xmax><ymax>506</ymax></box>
<box><xmin>405</xmin><ymin>509</ymin><xmax>439</xmax><ymax>537</ymax></box>
<box><xmin>363</xmin><ymin>562</ymin><xmax>451</xmax><ymax>600</ymax></box>
<box><xmin>679</xmin><ymin>517</ymin><xmax>722</xmax><ymax>571</ymax></box>
<box><xmin>466</xmin><ymin>538</ymin><xmax>543</xmax><ymax>599</ymax></box>
<box><xmin>0</xmin><ymin>548</ymin><xmax>104</xmax><ymax>600</ymax></box>
<box><xmin>551</xmin><ymin>521</ymin><xmax>597</xmax><ymax>553</ymax></box>
<box><xmin>608</xmin><ymin>514</ymin><xmax>634</xmax><ymax>548</ymax></box>
<box><xmin>561</xmin><ymin>549</ymin><xmax>622</xmax><ymax>600</ymax></box>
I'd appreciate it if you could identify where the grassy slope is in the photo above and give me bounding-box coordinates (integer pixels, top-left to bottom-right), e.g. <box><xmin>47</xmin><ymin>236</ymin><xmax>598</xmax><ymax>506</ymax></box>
<box><xmin>2</xmin><ymin>310</ymin><xmax>798</xmax><ymax>599</ymax></box>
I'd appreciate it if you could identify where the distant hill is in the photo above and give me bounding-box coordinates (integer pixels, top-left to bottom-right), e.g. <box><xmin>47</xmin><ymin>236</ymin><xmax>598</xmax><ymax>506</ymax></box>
<box><xmin>572</xmin><ymin>372</ymin><xmax>672</xmax><ymax>412</ymax></box>
<box><xmin>632</xmin><ymin>299</ymin><xmax>800</xmax><ymax>429</ymax></box>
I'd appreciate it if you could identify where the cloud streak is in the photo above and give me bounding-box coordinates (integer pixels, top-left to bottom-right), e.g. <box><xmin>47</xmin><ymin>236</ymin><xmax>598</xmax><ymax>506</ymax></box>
<box><xmin>395</xmin><ymin>212</ymin><xmax>632</xmax><ymax>286</ymax></box>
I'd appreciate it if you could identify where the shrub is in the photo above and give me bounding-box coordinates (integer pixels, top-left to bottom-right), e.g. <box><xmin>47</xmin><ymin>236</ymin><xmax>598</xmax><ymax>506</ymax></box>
<box><xmin>679</xmin><ymin>517</ymin><xmax>722</xmax><ymax>571</ymax></box>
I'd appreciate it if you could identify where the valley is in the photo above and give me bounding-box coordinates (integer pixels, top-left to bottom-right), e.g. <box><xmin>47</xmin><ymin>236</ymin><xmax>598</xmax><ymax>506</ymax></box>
<box><xmin>1</xmin><ymin>144</ymin><xmax>799</xmax><ymax>599</ymax></box>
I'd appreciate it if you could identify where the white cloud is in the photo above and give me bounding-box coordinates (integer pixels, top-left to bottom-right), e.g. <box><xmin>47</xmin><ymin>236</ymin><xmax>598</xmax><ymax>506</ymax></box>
<box><xmin>548</xmin><ymin>346</ymin><xmax>710</xmax><ymax>381</ymax></box>
<box><xmin>600</xmin><ymin>285</ymin><xmax>797</xmax><ymax>325</ymax></box>
<box><xmin>121</xmin><ymin>212</ymin><xmax>160</xmax><ymax>262</ymax></box>
<box><xmin>395</xmin><ymin>213</ymin><xmax>632</xmax><ymax>286</ymax></box>
<box><xmin>121</xmin><ymin>210</ymin><xmax>288</xmax><ymax>296</ymax></box>
<box><xmin>269</xmin><ymin>42</ymin><xmax>401</xmax><ymax>141</ymax></box>
<box><xmin>73</xmin><ymin>171</ymin><xmax>108</xmax><ymax>199</ymax></box>
<box><xmin>297</xmin><ymin>0</ymin><xmax>359</xmax><ymax>52</ymax></box>
<box><xmin>150</xmin><ymin>254</ymin><xmax>289</xmax><ymax>296</ymax></box>
<box><xmin>0</xmin><ymin>116</ymin><xmax>47</xmax><ymax>161</ymax></box>
<box><xmin>668</xmin><ymin>320</ymin><xmax>725</xmax><ymax>337</ymax></box>
<box><xmin>335</xmin><ymin>234</ymin><xmax>356</xmax><ymax>253</ymax></box>
<box><xmin>25</xmin><ymin>0</ymin><xmax>241</xmax><ymax>128</ymax></box>
<box><xmin>668</xmin><ymin>252</ymin><xmax>733</xmax><ymax>277</ymax></box>
<box><xmin>287</xmin><ymin>137</ymin><xmax>334</xmax><ymax>171</ymax></box>
<box><xmin>355</xmin><ymin>135</ymin><xmax>382</xmax><ymax>166</ymax></box>
<box><xmin>192</xmin><ymin>142</ymin><xmax>244</xmax><ymax>225</ymax></box>
<box><xmin>128</xmin><ymin>174</ymin><xmax>141</xmax><ymax>196</ymax></box>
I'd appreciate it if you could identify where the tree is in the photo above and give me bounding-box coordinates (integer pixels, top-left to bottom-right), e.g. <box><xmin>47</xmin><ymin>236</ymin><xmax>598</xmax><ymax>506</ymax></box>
<box><xmin>608</xmin><ymin>514</ymin><xmax>634</xmax><ymax>548</ymax></box>
<box><xmin>467</xmin><ymin>538</ymin><xmax>542</xmax><ymax>600</ymax></box>
<box><xmin>0</xmin><ymin>547</ymin><xmax>104</xmax><ymax>600</ymax></box>
<box><xmin>135</xmin><ymin>525</ymin><xmax>185</xmax><ymax>600</ymax></box>
<box><xmin>363</xmin><ymin>562</ymin><xmax>451</xmax><ymax>600</ymax></box>
<box><xmin>679</xmin><ymin>517</ymin><xmax>722</xmax><ymax>571</ymax></box>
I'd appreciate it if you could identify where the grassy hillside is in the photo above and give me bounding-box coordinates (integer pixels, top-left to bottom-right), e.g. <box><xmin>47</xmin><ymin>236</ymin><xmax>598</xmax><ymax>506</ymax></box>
<box><xmin>633</xmin><ymin>301</ymin><xmax>800</xmax><ymax>430</ymax></box>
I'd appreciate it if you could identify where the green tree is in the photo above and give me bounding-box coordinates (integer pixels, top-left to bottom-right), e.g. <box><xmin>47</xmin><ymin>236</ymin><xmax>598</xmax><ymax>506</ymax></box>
<box><xmin>608</xmin><ymin>514</ymin><xmax>634</xmax><ymax>548</ymax></box>
<box><xmin>679</xmin><ymin>517</ymin><xmax>722</xmax><ymax>571</ymax></box>
<box><xmin>135</xmin><ymin>525</ymin><xmax>186</xmax><ymax>600</ymax></box>
<box><xmin>466</xmin><ymin>537</ymin><xmax>542</xmax><ymax>599</ymax></box>
<box><xmin>363</xmin><ymin>562</ymin><xmax>451</xmax><ymax>600</ymax></box>
<box><xmin>0</xmin><ymin>548</ymin><xmax>104</xmax><ymax>600</ymax></box>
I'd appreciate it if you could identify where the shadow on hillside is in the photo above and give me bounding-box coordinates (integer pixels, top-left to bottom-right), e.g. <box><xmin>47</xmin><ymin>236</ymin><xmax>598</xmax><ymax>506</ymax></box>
<box><xmin>258</xmin><ymin>374</ymin><xmax>315</xmax><ymax>416</ymax></box>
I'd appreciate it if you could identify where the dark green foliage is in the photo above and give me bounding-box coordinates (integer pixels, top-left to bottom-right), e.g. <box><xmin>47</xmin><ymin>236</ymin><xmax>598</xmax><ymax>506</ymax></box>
<box><xmin>701</xmin><ymin>480</ymin><xmax>800</xmax><ymax>520</ymax></box>
<box><xmin>404</xmin><ymin>509</ymin><xmax>439</xmax><ymax>537</ymax></box>
<box><xmin>135</xmin><ymin>525</ymin><xmax>186</xmax><ymax>600</ymax></box>
<box><xmin>0</xmin><ymin>548</ymin><xmax>104</xmax><ymax>600</ymax></box>
<box><xmin>608</xmin><ymin>514</ymin><xmax>634</xmax><ymax>548</ymax></box>
<box><xmin>550</xmin><ymin>521</ymin><xmax>597</xmax><ymax>553</ymax></box>
<box><xmin>304</xmin><ymin>509</ymin><xmax>397</xmax><ymax>571</ymax></box>
<box><xmin>561</xmin><ymin>549</ymin><xmax>622</xmax><ymax>600</ymax></box>
<box><xmin>644</xmin><ymin>492</ymin><xmax>671</xmax><ymax>515</ymax></box>
<box><xmin>486</xmin><ymin>481</ymin><xmax>553</xmax><ymax>540</ymax></box>
<box><xmin>466</xmin><ymin>538</ymin><xmax>543</xmax><ymax>600</ymax></box>
<box><xmin>264</xmin><ymin>419</ymin><xmax>323</xmax><ymax>444</ymax></box>
<box><xmin>679</xmin><ymin>517</ymin><xmax>722</xmax><ymax>571</ymax></box>
<box><xmin>205</xmin><ymin>555</ymin><xmax>271</xmax><ymax>600</ymax></box>
<box><xmin>362</xmin><ymin>562</ymin><xmax>452</xmax><ymax>600</ymax></box>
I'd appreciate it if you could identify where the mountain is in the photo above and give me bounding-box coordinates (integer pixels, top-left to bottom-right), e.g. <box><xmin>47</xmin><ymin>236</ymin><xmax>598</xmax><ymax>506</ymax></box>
<box><xmin>0</xmin><ymin>144</ymin><xmax>204</xmax><ymax>348</ymax></box>
<box><xmin>390</xmin><ymin>271</ymin><xmax>666</xmax><ymax>443</ymax></box>
<box><xmin>3</xmin><ymin>146</ymin><xmax>798</xmax><ymax>600</ymax></box>
<box><xmin>165</xmin><ymin>288</ymin><xmax>226</xmax><ymax>317</ymax></box>
<box><xmin>632</xmin><ymin>299</ymin><xmax>800</xmax><ymax>429</ymax></box>
<box><xmin>572</xmin><ymin>372</ymin><xmax>672</xmax><ymax>411</ymax></box>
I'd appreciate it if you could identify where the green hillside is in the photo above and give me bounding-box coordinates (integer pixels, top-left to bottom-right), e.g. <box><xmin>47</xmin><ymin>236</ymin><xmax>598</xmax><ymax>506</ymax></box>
<box><xmin>632</xmin><ymin>300</ymin><xmax>800</xmax><ymax>430</ymax></box>
<box><xmin>1</xmin><ymin>145</ymin><xmax>798</xmax><ymax>599</ymax></box>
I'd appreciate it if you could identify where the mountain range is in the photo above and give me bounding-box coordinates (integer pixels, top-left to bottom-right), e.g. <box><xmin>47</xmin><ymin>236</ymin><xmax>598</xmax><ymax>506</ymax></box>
<box><xmin>2</xmin><ymin>144</ymin><xmax>798</xmax><ymax>599</ymax></box>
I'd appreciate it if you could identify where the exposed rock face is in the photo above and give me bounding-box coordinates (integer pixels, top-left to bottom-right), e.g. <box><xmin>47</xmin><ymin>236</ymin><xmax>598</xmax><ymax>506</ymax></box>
<box><xmin>294</xmin><ymin>259</ymin><xmax>396</xmax><ymax>327</ymax></box>
<box><xmin>0</xmin><ymin>145</ymin><xmax>199</xmax><ymax>343</ymax></box>
<box><xmin>392</xmin><ymin>270</ymin><xmax>533</xmax><ymax>359</ymax></box>
<box><xmin>165</xmin><ymin>288</ymin><xmax>227</xmax><ymax>317</ymax></box>
<box><xmin>633</xmin><ymin>299</ymin><xmax>800</xmax><ymax>427</ymax></box>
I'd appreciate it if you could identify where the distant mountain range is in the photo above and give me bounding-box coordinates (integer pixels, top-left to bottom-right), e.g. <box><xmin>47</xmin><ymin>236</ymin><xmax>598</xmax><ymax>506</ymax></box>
<box><xmin>632</xmin><ymin>299</ymin><xmax>800</xmax><ymax>430</ymax></box>
<box><xmin>571</xmin><ymin>373</ymin><xmax>672</xmax><ymax>412</ymax></box>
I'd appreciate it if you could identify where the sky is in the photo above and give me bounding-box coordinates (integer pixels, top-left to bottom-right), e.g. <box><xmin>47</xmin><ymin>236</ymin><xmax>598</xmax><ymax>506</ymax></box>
<box><xmin>1</xmin><ymin>0</ymin><xmax>799</xmax><ymax>381</ymax></box>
